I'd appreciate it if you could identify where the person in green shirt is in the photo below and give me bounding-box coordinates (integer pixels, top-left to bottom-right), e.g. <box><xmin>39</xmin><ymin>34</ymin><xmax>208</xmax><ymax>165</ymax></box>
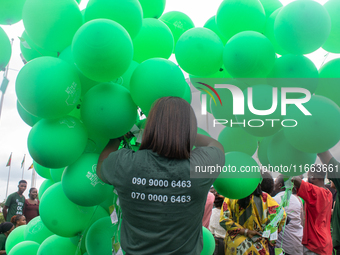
<box><xmin>318</xmin><ymin>150</ymin><xmax>340</xmax><ymax>255</ymax></box>
<box><xmin>3</xmin><ymin>180</ymin><xmax>27</xmax><ymax>222</ymax></box>
<box><xmin>97</xmin><ymin>97</ymin><xmax>225</xmax><ymax>255</ymax></box>
<box><xmin>0</xmin><ymin>222</ymin><xmax>14</xmax><ymax>255</ymax></box>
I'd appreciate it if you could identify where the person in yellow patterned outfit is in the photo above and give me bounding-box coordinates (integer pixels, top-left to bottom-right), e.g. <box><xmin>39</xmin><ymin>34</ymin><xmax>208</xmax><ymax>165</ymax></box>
<box><xmin>219</xmin><ymin>185</ymin><xmax>286</xmax><ymax>255</ymax></box>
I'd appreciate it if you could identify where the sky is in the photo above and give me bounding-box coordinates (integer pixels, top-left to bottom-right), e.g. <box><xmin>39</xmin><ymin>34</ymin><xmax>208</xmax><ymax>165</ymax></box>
<box><xmin>0</xmin><ymin>0</ymin><xmax>339</xmax><ymax>202</ymax></box>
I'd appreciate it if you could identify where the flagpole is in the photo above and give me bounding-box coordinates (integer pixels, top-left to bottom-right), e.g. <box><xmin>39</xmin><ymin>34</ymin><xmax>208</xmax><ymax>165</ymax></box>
<box><xmin>21</xmin><ymin>154</ymin><xmax>25</xmax><ymax>180</ymax></box>
<box><xmin>31</xmin><ymin>167</ymin><xmax>36</xmax><ymax>188</ymax></box>
<box><xmin>5</xmin><ymin>162</ymin><xmax>11</xmax><ymax>199</ymax></box>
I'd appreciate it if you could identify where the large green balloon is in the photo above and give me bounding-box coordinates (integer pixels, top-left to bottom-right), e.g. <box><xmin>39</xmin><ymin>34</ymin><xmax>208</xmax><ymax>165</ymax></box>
<box><xmin>223</xmin><ymin>31</ymin><xmax>276</xmax><ymax>78</ymax></box>
<box><xmin>213</xmin><ymin>152</ymin><xmax>261</xmax><ymax>199</ymax></box>
<box><xmin>5</xmin><ymin>225</ymin><xmax>26</xmax><ymax>254</ymax></box>
<box><xmin>236</xmin><ymin>85</ymin><xmax>282</xmax><ymax>137</ymax></box>
<box><xmin>323</xmin><ymin>0</ymin><xmax>340</xmax><ymax>53</ymax></box>
<box><xmin>182</xmin><ymin>81</ymin><xmax>192</xmax><ymax>104</ymax></box>
<box><xmin>16</xmin><ymin>101</ymin><xmax>41</xmax><ymax>127</ymax></box>
<box><xmin>81</xmin><ymin>82</ymin><xmax>137</xmax><ymax>139</ymax></box>
<box><xmin>257</xmin><ymin>135</ymin><xmax>273</xmax><ymax>167</ymax></box>
<box><xmin>160</xmin><ymin>11</ymin><xmax>195</xmax><ymax>46</ymax></box>
<box><xmin>85</xmin><ymin>0</ymin><xmax>142</xmax><ymax>39</ymax></box>
<box><xmin>0</xmin><ymin>27</ymin><xmax>11</xmax><ymax>71</ymax></box>
<box><xmin>72</xmin><ymin>19</ymin><xmax>133</xmax><ymax>82</ymax></box>
<box><xmin>27</xmin><ymin>116</ymin><xmax>88</xmax><ymax>168</ymax></box>
<box><xmin>284</xmin><ymin>95</ymin><xmax>340</xmax><ymax>153</ymax></box>
<box><xmin>268</xmin><ymin>130</ymin><xmax>316</xmax><ymax>176</ymax></box>
<box><xmin>274</xmin><ymin>0</ymin><xmax>331</xmax><ymax>55</ymax></box>
<box><xmin>264</xmin><ymin>8</ymin><xmax>288</xmax><ymax>56</ymax></box>
<box><xmin>216</xmin><ymin>0</ymin><xmax>266</xmax><ymax>41</ymax></box>
<box><xmin>50</xmin><ymin>167</ymin><xmax>65</xmax><ymax>183</ymax></box>
<box><xmin>204</xmin><ymin>16</ymin><xmax>228</xmax><ymax>45</ymax></box>
<box><xmin>38</xmin><ymin>179</ymin><xmax>55</xmax><ymax>200</ymax></box>
<box><xmin>218</xmin><ymin>126</ymin><xmax>258</xmax><ymax>156</ymax></box>
<box><xmin>189</xmin><ymin>67</ymin><xmax>232</xmax><ymax>90</ymax></box>
<box><xmin>315</xmin><ymin>58</ymin><xmax>340</xmax><ymax>107</ymax></box>
<box><xmin>37</xmin><ymin>235</ymin><xmax>81</xmax><ymax>255</ymax></box>
<box><xmin>267</xmin><ymin>54</ymin><xmax>319</xmax><ymax>98</ymax></box>
<box><xmin>175</xmin><ymin>27</ymin><xmax>223</xmax><ymax>76</ymax></box>
<box><xmin>132</xmin><ymin>18</ymin><xmax>174</xmax><ymax>63</ymax></box>
<box><xmin>40</xmin><ymin>183</ymin><xmax>96</xmax><ymax>237</ymax></box>
<box><xmin>33</xmin><ymin>161</ymin><xmax>52</xmax><ymax>179</ymax></box>
<box><xmin>8</xmin><ymin>241</ymin><xmax>39</xmax><ymax>255</ymax></box>
<box><xmin>200</xmin><ymin>227</ymin><xmax>215</xmax><ymax>255</ymax></box>
<box><xmin>85</xmin><ymin>217</ymin><xmax>117</xmax><ymax>255</ymax></box>
<box><xmin>22</xmin><ymin>0</ymin><xmax>83</xmax><ymax>52</ymax></box>
<box><xmin>113</xmin><ymin>61</ymin><xmax>139</xmax><ymax>91</ymax></box>
<box><xmin>15</xmin><ymin>57</ymin><xmax>81</xmax><ymax>119</ymax></box>
<box><xmin>138</xmin><ymin>0</ymin><xmax>166</xmax><ymax>18</ymax></box>
<box><xmin>62</xmin><ymin>153</ymin><xmax>112</xmax><ymax>207</ymax></box>
<box><xmin>99</xmin><ymin>186</ymin><xmax>115</xmax><ymax>213</ymax></box>
<box><xmin>59</xmin><ymin>46</ymin><xmax>98</xmax><ymax>96</ymax></box>
<box><xmin>0</xmin><ymin>0</ymin><xmax>26</xmax><ymax>25</ymax></box>
<box><xmin>24</xmin><ymin>216</ymin><xmax>54</xmax><ymax>244</ymax></box>
<box><xmin>130</xmin><ymin>58</ymin><xmax>186</xmax><ymax>115</ymax></box>
<box><xmin>259</xmin><ymin>0</ymin><xmax>282</xmax><ymax>18</ymax></box>
<box><xmin>20</xmin><ymin>31</ymin><xmax>58</xmax><ymax>63</ymax></box>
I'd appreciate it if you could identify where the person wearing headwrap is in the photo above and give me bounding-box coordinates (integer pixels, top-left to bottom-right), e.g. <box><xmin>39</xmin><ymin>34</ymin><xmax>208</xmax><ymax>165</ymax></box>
<box><xmin>0</xmin><ymin>222</ymin><xmax>14</xmax><ymax>255</ymax></box>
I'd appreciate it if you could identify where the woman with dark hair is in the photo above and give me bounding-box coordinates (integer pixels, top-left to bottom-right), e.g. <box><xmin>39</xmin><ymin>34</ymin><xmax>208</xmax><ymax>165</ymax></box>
<box><xmin>23</xmin><ymin>187</ymin><xmax>39</xmax><ymax>223</ymax></box>
<box><xmin>0</xmin><ymin>222</ymin><xmax>14</xmax><ymax>255</ymax></box>
<box><xmin>10</xmin><ymin>215</ymin><xmax>26</xmax><ymax>227</ymax></box>
<box><xmin>97</xmin><ymin>97</ymin><xmax>225</xmax><ymax>254</ymax></box>
<box><xmin>220</xmin><ymin>185</ymin><xmax>286</xmax><ymax>255</ymax></box>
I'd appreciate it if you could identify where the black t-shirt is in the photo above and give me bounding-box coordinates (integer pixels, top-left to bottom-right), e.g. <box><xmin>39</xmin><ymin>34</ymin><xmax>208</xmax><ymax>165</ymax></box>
<box><xmin>101</xmin><ymin>147</ymin><xmax>225</xmax><ymax>255</ymax></box>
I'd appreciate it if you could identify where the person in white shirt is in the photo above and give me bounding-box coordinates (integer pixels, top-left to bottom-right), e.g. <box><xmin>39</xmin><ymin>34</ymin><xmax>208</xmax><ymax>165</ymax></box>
<box><xmin>272</xmin><ymin>175</ymin><xmax>304</xmax><ymax>255</ymax></box>
<box><xmin>209</xmin><ymin>193</ymin><xmax>226</xmax><ymax>255</ymax></box>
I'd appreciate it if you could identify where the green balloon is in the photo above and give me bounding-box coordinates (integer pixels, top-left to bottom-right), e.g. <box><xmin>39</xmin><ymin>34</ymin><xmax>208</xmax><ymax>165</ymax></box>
<box><xmin>40</xmin><ymin>183</ymin><xmax>96</xmax><ymax>237</ymax></box>
<box><xmin>175</xmin><ymin>27</ymin><xmax>223</xmax><ymax>76</ymax></box>
<box><xmin>50</xmin><ymin>167</ymin><xmax>65</xmax><ymax>183</ymax></box>
<box><xmin>16</xmin><ymin>101</ymin><xmax>41</xmax><ymax>127</ymax></box>
<box><xmin>182</xmin><ymin>81</ymin><xmax>192</xmax><ymax>104</ymax></box>
<box><xmin>85</xmin><ymin>0</ymin><xmax>142</xmax><ymax>39</ymax></box>
<box><xmin>8</xmin><ymin>241</ymin><xmax>39</xmax><ymax>255</ymax></box>
<box><xmin>85</xmin><ymin>130</ymin><xmax>110</xmax><ymax>154</ymax></box>
<box><xmin>323</xmin><ymin>0</ymin><xmax>340</xmax><ymax>53</ymax></box>
<box><xmin>81</xmin><ymin>82</ymin><xmax>137</xmax><ymax>139</ymax></box>
<box><xmin>0</xmin><ymin>0</ymin><xmax>26</xmax><ymax>25</ymax></box>
<box><xmin>22</xmin><ymin>0</ymin><xmax>83</xmax><ymax>52</ymax></box>
<box><xmin>284</xmin><ymin>95</ymin><xmax>340</xmax><ymax>153</ymax></box>
<box><xmin>62</xmin><ymin>153</ymin><xmax>112</xmax><ymax>207</ymax></box>
<box><xmin>0</xmin><ymin>27</ymin><xmax>11</xmax><ymax>70</ymax></box>
<box><xmin>274</xmin><ymin>0</ymin><xmax>331</xmax><ymax>55</ymax></box>
<box><xmin>37</xmin><ymin>235</ymin><xmax>81</xmax><ymax>255</ymax></box>
<box><xmin>259</xmin><ymin>0</ymin><xmax>282</xmax><ymax>18</ymax></box>
<box><xmin>24</xmin><ymin>216</ymin><xmax>54</xmax><ymax>244</ymax></box>
<box><xmin>20</xmin><ymin>31</ymin><xmax>58</xmax><ymax>63</ymax></box>
<box><xmin>204</xmin><ymin>16</ymin><xmax>228</xmax><ymax>45</ymax></box>
<box><xmin>138</xmin><ymin>0</ymin><xmax>166</xmax><ymax>18</ymax></box>
<box><xmin>218</xmin><ymin>126</ymin><xmax>258</xmax><ymax>156</ymax></box>
<box><xmin>59</xmin><ymin>46</ymin><xmax>98</xmax><ymax>96</ymax></box>
<box><xmin>264</xmin><ymin>8</ymin><xmax>288</xmax><ymax>56</ymax></box>
<box><xmin>189</xmin><ymin>67</ymin><xmax>232</xmax><ymax>89</ymax></box>
<box><xmin>130</xmin><ymin>58</ymin><xmax>186</xmax><ymax>115</ymax></box>
<box><xmin>160</xmin><ymin>11</ymin><xmax>195</xmax><ymax>46</ymax></box>
<box><xmin>315</xmin><ymin>58</ymin><xmax>340</xmax><ymax>107</ymax></box>
<box><xmin>33</xmin><ymin>161</ymin><xmax>52</xmax><ymax>179</ymax></box>
<box><xmin>85</xmin><ymin>217</ymin><xmax>118</xmax><ymax>255</ymax></box>
<box><xmin>223</xmin><ymin>31</ymin><xmax>276</xmax><ymax>78</ymax></box>
<box><xmin>216</xmin><ymin>0</ymin><xmax>266</xmax><ymax>41</ymax></box>
<box><xmin>5</xmin><ymin>225</ymin><xmax>26</xmax><ymax>254</ymax></box>
<box><xmin>268</xmin><ymin>130</ymin><xmax>316</xmax><ymax>176</ymax></box>
<box><xmin>72</xmin><ymin>19</ymin><xmax>133</xmax><ymax>82</ymax></box>
<box><xmin>213</xmin><ymin>152</ymin><xmax>261</xmax><ymax>199</ymax></box>
<box><xmin>267</xmin><ymin>54</ymin><xmax>319</xmax><ymax>98</ymax></box>
<box><xmin>200</xmin><ymin>227</ymin><xmax>215</xmax><ymax>255</ymax></box>
<box><xmin>113</xmin><ymin>61</ymin><xmax>139</xmax><ymax>91</ymax></box>
<box><xmin>38</xmin><ymin>179</ymin><xmax>55</xmax><ymax>200</ymax></box>
<box><xmin>132</xmin><ymin>18</ymin><xmax>174</xmax><ymax>63</ymax></box>
<box><xmin>257</xmin><ymin>136</ymin><xmax>273</xmax><ymax>167</ymax></box>
<box><xmin>27</xmin><ymin>116</ymin><xmax>88</xmax><ymax>168</ymax></box>
<box><xmin>236</xmin><ymin>85</ymin><xmax>282</xmax><ymax>137</ymax></box>
<box><xmin>99</xmin><ymin>186</ymin><xmax>115</xmax><ymax>213</ymax></box>
<box><xmin>15</xmin><ymin>57</ymin><xmax>81</xmax><ymax>119</ymax></box>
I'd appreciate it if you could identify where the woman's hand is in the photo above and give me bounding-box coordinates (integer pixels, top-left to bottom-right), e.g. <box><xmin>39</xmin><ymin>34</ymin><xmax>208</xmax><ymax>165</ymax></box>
<box><xmin>246</xmin><ymin>230</ymin><xmax>262</xmax><ymax>242</ymax></box>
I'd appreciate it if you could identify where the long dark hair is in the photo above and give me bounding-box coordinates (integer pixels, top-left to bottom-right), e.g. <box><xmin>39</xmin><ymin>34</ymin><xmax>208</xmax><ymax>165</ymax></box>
<box><xmin>139</xmin><ymin>97</ymin><xmax>197</xmax><ymax>159</ymax></box>
<box><xmin>238</xmin><ymin>184</ymin><xmax>262</xmax><ymax>209</ymax></box>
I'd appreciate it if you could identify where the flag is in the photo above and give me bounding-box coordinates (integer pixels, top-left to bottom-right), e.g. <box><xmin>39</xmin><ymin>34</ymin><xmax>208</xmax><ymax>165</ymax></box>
<box><xmin>21</xmin><ymin>155</ymin><xmax>25</xmax><ymax>169</ymax></box>
<box><xmin>6</xmin><ymin>153</ymin><xmax>12</xmax><ymax>167</ymax></box>
<box><xmin>28</xmin><ymin>163</ymin><xmax>33</xmax><ymax>170</ymax></box>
